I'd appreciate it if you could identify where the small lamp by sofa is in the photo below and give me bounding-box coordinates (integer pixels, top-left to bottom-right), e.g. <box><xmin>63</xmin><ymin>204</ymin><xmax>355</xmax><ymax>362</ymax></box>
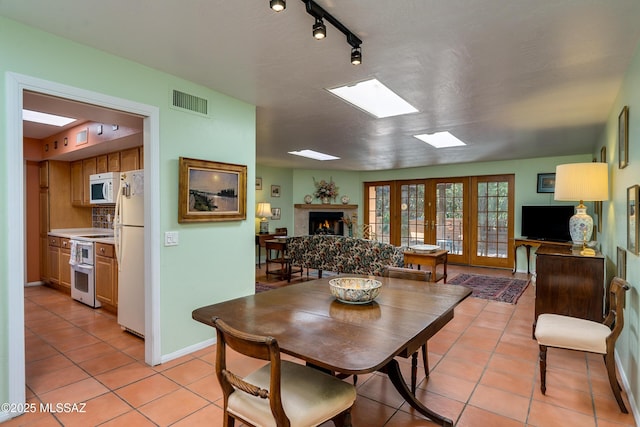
<box><xmin>554</xmin><ymin>162</ymin><xmax>608</xmax><ymax>245</ymax></box>
<box><xmin>256</xmin><ymin>202</ymin><xmax>272</xmax><ymax>234</ymax></box>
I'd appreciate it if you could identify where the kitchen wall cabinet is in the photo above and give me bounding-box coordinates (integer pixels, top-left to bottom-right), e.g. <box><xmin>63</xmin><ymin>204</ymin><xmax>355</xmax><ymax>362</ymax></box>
<box><xmin>95</xmin><ymin>242</ymin><xmax>118</xmax><ymax>309</ymax></box>
<box><xmin>39</xmin><ymin>161</ymin><xmax>49</xmax><ymax>188</ymax></box>
<box><xmin>108</xmin><ymin>152</ymin><xmax>120</xmax><ymax>172</ymax></box>
<box><xmin>70</xmin><ymin>160</ymin><xmax>84</xmax><ymax>206</ymax></box>
<box><xmin>82</xmin><ymin>158</ymin><xmax>97</xmax><ymax>206</ymax></box>
<box><xmin>96</xmin><ymin>155</ymin><xmax>108</xmax><ymax>173</ymax></box>
<box><xmin>120</xmin><ymin>147</ymin><xmax>140</xmax><ymax>171</ymax></box>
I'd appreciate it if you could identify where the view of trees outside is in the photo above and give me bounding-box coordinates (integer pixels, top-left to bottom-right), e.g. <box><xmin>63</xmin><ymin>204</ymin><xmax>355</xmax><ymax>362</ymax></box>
<box><xmin>367</xmin><ymin>184</ymin><xmax>391</xmax><ymax>243</ymax></box>
<box><xmin>436</xmin><ymin>182</ymin><xmax>464</xmax><ymax>255</ymax></box>
<box><xmin>400</xmin><ymin>183</ymin><xmax>425</xmax><ymax>246</ymax></box>
<box><xmin>476</xmin><ymin>181</ymin><xmax>510</xmax><ymax>257</ymax></box>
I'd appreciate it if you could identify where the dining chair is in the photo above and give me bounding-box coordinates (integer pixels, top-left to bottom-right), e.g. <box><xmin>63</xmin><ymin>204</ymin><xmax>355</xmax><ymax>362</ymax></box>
<box><xmin>213</xmin><ymin>317</ymin><xmax>357</xmax><ymax>427</ymax></box>
<box><xmin>382</xmin><ymin>266</ymin><xmax>432</xmax><ymax>394</ymax></box>
<box><xmin>534</xmin><ymin>277</ymin><xmax>630</xmax><ymax>413</ymax></box>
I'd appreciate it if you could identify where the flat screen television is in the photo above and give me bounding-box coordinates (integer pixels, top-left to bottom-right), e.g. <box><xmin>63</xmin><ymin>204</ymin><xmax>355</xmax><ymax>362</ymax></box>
<box><xmin>521</xmin><ymin>205</ymin><xmax>574</xmax><ymax>242</ymax></box>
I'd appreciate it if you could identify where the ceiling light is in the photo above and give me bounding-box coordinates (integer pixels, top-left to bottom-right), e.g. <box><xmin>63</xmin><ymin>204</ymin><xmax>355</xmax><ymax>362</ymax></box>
<box><xmin>350</xmin><ymin>47</ymin><xmax>362</xmax><ymax>65</ymax></box>
<box><xmin>414</xmin><ymin>132</ymin><xmax>467</xmax><ymax>148</ymax></box>
<box><xmin>270</xmin><ymin>0</ymin><xmax>286</xmax><ymax>12</ymax></box>
<box><xmin>328</xmin><ymin>78</ymin><xmax>418</xmax><ymax>118</ymax></box>
<box><xmin>288</xmin><ymin>150</ymin><xmax>340</xmax><ymax>161</ymax></box>
<box><xmin>22</xmin><ymin>109</ymin><xmax>77</xmax><ymax>126</ymax></box>
<box><xmin>312</xmin><ymin>18</ymin><xmax>326</xmax><ymax>40</ymax></box>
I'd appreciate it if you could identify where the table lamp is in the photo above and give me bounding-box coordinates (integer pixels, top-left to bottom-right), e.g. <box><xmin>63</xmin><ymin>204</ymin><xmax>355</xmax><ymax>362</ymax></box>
<box><xmin>554</xmin><ymin>162</ymin><xmax>608</xmax><ymax>245</ymax></box>
<box><xmin>256</xmin><ymin>202</ymin><xmax>272</xmax><ymax>234</ymax></box>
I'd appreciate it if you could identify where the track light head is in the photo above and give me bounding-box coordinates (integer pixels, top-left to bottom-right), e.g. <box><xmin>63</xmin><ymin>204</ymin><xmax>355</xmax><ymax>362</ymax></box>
<box><xmin>270</xmin><ymin>0</ymin><xmax>285</xmax><ymax>12</ymax></box>
<box><xmin>351</xmin><ymin>46</ymin><xmax>362</xmax><ymax>65</ymax></box>
<box><xmin>312</xmin><ymin>18</ymin><xmax>326</xmax><ymax>40</ymax></box>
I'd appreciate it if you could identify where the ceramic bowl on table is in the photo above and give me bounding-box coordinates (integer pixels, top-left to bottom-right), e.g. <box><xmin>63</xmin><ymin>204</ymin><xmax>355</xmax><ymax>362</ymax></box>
<box><xmin>329</xmin><ymin>277</ymin><xmax>382</xmax><ymax>304</ymax></box>
<box><xmin>409</xmin><ymin>244</ymin><xmax>440</xmax><ymax>254</ymax></box>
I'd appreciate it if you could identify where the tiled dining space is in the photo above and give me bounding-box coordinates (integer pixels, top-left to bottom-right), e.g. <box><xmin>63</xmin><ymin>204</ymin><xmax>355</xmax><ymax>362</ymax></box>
<box><xmin>7</xmin><ymin>265</ymin><xmax>636</xmax><ymax>426</ymax></box>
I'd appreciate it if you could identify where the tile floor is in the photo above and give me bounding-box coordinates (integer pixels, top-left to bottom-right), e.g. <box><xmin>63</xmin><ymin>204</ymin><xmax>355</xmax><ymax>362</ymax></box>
<box><xmin>6</xmin><ymin>265</ymin><xmax>637</xmax><ymax>426</ymax></box>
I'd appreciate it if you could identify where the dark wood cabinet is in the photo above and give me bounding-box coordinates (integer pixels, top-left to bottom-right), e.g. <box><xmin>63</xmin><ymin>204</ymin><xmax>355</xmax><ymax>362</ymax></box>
<box><xmin>534</xmin><ymin>245</ymin><xmax>605</xmax><ymax>333</ymax></box>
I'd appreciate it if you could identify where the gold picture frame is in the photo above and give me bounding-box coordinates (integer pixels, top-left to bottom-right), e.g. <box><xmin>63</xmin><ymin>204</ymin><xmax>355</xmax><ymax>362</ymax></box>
<box><xmin>619</xmin><ymin>106</ymin><xmax>629</xmax><ymax>169</ymax></box>
<box><xmin>627</xmin><ymin>184</ymin><xmax>639</xmax><ymax>254</ymax></box>
<box><xmin>616</xmin><ymin>246</ymin><xmax>627</xmax><ymax>280</ymax></box>
<box><xmin>178</xmin><ymin>157</ymin><xmax>247</xmax><ymax>223</ymax></box>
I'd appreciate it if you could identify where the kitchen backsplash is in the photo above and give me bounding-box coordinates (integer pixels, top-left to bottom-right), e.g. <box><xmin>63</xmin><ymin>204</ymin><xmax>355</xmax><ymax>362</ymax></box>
<box><xmin>93</xmin><ymin>206</ymin><xmax>115</xmax><ymax>229</ymax></box>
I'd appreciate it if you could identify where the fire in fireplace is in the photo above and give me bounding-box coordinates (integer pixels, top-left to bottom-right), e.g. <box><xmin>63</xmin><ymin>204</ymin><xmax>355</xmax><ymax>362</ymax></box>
<box><xmin>309</xmin><ymin>212</ymin><xmax>344</xmax><ymax>235</ymax></box>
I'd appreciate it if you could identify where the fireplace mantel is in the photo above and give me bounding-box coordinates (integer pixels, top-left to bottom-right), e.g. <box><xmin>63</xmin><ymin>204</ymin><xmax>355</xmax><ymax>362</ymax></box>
<box><xmin>294</xmin><ymin>204</ymin><xmax>358</xmax><ymax>210</ymax></box>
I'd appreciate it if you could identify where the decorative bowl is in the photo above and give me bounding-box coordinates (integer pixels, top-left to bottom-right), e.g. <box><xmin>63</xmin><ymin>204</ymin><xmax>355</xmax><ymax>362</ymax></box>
<box><xmin>329</xmin><ymin>277</ymin><xmax>382</xmax><ymax>304</ymax></box>
<box><xmin>409</xmin><ymin>244</ymin><xmax>440</xmax><ymax>254</ymax></box>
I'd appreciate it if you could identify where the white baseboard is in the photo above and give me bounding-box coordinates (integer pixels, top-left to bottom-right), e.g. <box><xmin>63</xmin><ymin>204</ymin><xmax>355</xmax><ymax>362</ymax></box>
<box><xmin>616</xmin><ymin>351</ymin><xmax>639</xmax><ymax>424</ymax></box>
<box><xmin>159</xmin><ymin>337</ymin><xmax>216</xmax><ymax>365</ymax></box>
<box><xmin>24</xmin><ymin>281</ymin><xmax>44</xmax><ymax>287</ymax></box>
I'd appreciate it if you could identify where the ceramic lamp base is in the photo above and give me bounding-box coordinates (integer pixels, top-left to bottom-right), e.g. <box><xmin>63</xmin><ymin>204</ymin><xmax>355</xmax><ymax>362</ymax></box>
<box><xmin>568</xmin><ymin>206</ymin><xmax>593</xmax><ymax>245</ymax></box>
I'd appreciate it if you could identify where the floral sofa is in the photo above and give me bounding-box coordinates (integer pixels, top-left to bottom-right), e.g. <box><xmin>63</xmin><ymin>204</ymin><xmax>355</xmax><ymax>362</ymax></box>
<box><xmin>286</xmin><ymin>235</ymin><xmax>405</xmax><ymax>277</ymax></box>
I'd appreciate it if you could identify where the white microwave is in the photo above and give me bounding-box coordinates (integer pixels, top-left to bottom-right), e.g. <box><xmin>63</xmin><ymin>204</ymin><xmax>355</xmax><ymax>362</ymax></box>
<box><xmin>89</xmin><ymin>172</ymin><xmax>120</xmax><ymax>204</ymax></box>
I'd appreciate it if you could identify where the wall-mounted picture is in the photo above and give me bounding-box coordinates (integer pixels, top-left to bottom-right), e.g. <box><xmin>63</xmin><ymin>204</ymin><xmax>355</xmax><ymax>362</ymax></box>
<box><xmin>271</xmin><ymin>184</ymin><xmax>281</xmax><ymax>197</ymax></box>
<box><xmin>271</xmin><ymin>207</ymin><xmax>281</xmax><ymax>220</ymax></box>
<box><xmin>617</xmin><ymin>246</ymin><xmax>627</xmax><ymax>280</ymax></box>
<box><xmin>178</xmin><ymin>157</ymin><xmax>247</xmax><ymax>223</ymax></box>
<box><xmin>255</xmin><ymin>177</ymin><xmax>262</xmax><ymax>190</ymax></box>
<box><xmin>627</xmin><ymin>184</ymin><xmax>639</xmax><ymax>254</ymax></box>
<box><xmin>619</xmin><ymin>106</ymin><xmax>629</xmax><ymax>169</ymax></box>
<box><xmin>537</xmin><ymin>173</ymin><xmax>556</xmax><ymax>193</ymax></box>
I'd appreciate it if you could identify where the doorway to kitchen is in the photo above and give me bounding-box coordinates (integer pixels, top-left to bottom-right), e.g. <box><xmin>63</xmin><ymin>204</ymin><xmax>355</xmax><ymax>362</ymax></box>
<box><xmin>6</xmin><ymin>72</ymin><xmax>160</xmax><ymax>409</ymax></box>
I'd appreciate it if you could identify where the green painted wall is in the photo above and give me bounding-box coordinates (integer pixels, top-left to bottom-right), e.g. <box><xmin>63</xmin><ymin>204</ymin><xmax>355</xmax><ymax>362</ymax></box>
<box><xmin>255</xmin><ymin>165</ymin><xmax>294</xmax><ymax>233</ymax></box>
<box><xmin>597</xmin><ymin>40</ymin><xmax>640</xmax><ymax>413</ymax></box>
<box><xmin>0</xmin><ymin>16</ymin><xmax>255</xmax><ymax>408</ymax></box>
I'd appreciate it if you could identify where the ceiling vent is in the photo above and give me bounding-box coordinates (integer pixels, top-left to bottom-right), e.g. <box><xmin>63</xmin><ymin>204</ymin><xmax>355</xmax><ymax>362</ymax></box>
<box><xmin>171</xmin><ymin>90</ymin><xmax>208</xmax><ymax>116</ymax></box>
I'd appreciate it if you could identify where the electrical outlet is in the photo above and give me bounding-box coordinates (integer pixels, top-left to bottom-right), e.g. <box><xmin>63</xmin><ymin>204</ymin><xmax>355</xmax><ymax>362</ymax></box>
<box><xmin>164</xmin><ymin>231</ymin><xmax>179</xmax><ymax>246</ymax></box>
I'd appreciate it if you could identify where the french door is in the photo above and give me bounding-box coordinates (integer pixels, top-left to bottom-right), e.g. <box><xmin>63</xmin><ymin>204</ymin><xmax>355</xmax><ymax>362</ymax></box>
<box><xmin>364</xmin><ymin>174</ymin><xmax>514</xmax><ymax>268</ymax></box>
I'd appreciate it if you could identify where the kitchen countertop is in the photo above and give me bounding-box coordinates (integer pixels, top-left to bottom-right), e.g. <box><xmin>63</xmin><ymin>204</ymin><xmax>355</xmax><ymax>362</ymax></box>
<box><xmin>49</xmin><ymin>228</ymin><xmax>115</xmax><ymax>245</ymax></box>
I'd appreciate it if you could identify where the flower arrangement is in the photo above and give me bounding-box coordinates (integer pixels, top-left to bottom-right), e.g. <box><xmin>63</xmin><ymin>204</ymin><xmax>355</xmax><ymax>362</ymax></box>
<box><xmin>313</xmin><ymin>177</ymin><xmax>339</xmax><ymax>201</ymax></box>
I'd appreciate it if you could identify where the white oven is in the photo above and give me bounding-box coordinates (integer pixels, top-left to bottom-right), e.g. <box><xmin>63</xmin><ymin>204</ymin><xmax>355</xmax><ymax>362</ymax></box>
<box><xmin>70</xmin><ymin>240</ymin><xmax>101</xmax><ymax>308</ymax></box>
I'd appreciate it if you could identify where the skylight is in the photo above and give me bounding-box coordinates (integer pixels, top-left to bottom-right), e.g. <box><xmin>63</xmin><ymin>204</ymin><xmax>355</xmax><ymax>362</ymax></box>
<box><xmin>414</xmin><ymin>132</ymin><xmax>467</xmax><ymax>148</ymax></box>
<box><xmin>288</xmin><ymin>150</ymin><xmax>340</xmax><ymax>161</ymax></box>
<box><xmin>23</xmin><ymin>109</ymin><xmax>77</xmax><ymax>126</ymax></box>
<box><xmin>327</xmin><ymin>78</ymin><xmax>418</xmax><ymax>118</ymax></box>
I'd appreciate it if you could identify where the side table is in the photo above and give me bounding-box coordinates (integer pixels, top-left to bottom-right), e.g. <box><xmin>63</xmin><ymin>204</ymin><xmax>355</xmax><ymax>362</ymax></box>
<box><xmin>402</xmin><ymin>249</ymin><xmax>448</xmax><ymax>283</ymax></box>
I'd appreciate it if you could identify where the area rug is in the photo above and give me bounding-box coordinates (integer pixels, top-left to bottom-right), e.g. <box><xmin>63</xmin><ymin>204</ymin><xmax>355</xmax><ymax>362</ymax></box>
<box><xmin>447</xmin><ymin>274</ymin><xmax>529</xmax><ymax>304</ymax></box>
<box><xmin>255</xmin><ymin>282</ymin><xmax>278</xmax><ymax>293</ymax></box>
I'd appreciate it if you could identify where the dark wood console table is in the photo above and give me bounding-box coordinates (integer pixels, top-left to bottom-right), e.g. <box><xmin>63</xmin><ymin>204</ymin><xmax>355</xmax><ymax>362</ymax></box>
<box><xmin>255</xmin><ymin>231</ymin><xmax>286</xmax><ymax>267</ymax></box>
<box><xmin>512</xmin><ymin>238</ymin><xmax>572</xmax><ymax>274</ymax></box>
<box><xmin>533</xmin><ymin>244</ymin><xmax>604</xmax><ymax>335</ymax></box>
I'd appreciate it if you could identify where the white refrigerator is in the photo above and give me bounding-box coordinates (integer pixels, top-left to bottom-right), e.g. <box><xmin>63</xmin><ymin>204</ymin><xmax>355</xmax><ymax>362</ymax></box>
<box><xmin>114</xmin><ymin>169</ymin><xmax>145</xmax><ymax>337</ymax></box>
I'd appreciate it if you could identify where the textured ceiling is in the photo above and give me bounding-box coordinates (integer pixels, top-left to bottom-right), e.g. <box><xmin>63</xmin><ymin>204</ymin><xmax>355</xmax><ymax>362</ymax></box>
<box><xmin>4</xmin><ymin>0</ymin><xmax>640</xmax><ymax>170</ymax></box>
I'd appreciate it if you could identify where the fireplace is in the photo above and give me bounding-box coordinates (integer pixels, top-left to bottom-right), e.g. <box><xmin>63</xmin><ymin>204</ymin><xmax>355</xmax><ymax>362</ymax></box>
<box><xmin>309</xmin><ymin>212</ymin><xmax>344</xmax><ymax>235</ymax></box>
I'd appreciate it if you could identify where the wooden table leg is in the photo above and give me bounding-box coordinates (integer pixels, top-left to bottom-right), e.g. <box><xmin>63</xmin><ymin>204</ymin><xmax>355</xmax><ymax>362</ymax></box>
<box><xmin>382</xmin><ymin>359</ymin><xmax>453</xmax><ymax>427</ymax></box>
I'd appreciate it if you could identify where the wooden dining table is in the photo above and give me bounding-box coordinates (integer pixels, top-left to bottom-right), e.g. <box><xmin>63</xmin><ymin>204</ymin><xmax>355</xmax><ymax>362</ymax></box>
<box><xmin>192</xmin><ymin>275</ymin><xmax>472</xmax><ymax>427</ymax></box>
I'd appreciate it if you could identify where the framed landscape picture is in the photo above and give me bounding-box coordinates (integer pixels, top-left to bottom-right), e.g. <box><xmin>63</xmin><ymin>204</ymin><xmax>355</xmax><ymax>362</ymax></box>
<box><xmin>617</xmin><ymin>246</ymin><xmax>627</xmax><ymax>280</ymax></box>
<box><xmin>627</xmin><ymin>185</ymin><xmax>639</xmax><ymax>254</ymax></box>
<box><xmin>537</xmin><ymin>173</ymin><xmax>556</xmax><ymax>193</ymax></box>
<box><xmin>178</xmin><ymin>157</ymin><xmax>247</xmax><ymax>223</ymax></box>
<box><xmin>619</xmin><ymin>106</ymin><xmax>629</xmax><ymax>169</ymax></box>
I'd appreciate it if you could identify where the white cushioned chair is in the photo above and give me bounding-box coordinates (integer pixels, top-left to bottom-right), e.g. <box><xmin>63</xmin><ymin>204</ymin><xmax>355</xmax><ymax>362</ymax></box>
<box><xmin>213</xmin><ymin>317</ymin><xmax>357</xmax><ymax>426</ymax></box>
<box><xmin>383</xmin><ymin>266</ymin><xmax>432</xmax><ymax>394</ymax></box>
<box><xmin>534</xmin><ymin>277</ymin><xmax>630</xmax><ymax>413</ymax></box>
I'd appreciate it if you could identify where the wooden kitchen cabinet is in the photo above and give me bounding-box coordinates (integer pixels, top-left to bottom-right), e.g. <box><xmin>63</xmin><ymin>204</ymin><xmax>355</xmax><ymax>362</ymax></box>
<box><xmin>48</xmin><ymin>236</ymin><xmax>60</xmax><ymax>285</ymax></box>
<box><xmin>95</xmin><ymin>242</ymin><xmax>118</xmax><ymax>308</ymax></box>
<box><xmin>96</xmin><ymin>155</ymin><xmax>108</xmax><ymax>173</ymax></box>
<box><xmin>108</xmin><ymin>152</ymin><xmax>120</xmax><ymax>172</ymax></box>
<box><xmin>82</xmin><ymin>157</ymin><xmax>97</xmax><ymax>206</ymax></box>
<box><xmin>120</xmin><ymin>147</ymin><xmax>140</xmax><ymax>171</ymax></box>
<box><xmin>70</xmin><ymin>160</ymin><xmax>84</xmax><ymax>206</ymax></box>
<box><xmin>533</xmin><ymin>245</ymin><xmax>605</xmax><ymax>334</ymax></box>
<box><xmin>59</xmin><ymin>239</ymin><xmax>71</xmax><ymax>289</ymax></box>
<box><xmin>39</xmin><ymin>161</ymin><xmax>49</xmax><ymax>188</ymax></box>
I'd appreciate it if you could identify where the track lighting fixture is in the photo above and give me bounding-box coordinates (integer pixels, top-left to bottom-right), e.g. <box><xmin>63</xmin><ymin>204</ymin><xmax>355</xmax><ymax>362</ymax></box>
<box><xmin>350</xmin><ymin>46</ymin><xmax>362</xmax><ymax>65</ymax></box>
<box><xmin>312</xmin><ymin>18</ymin><xmax>326</xmax><ymax>40</ymax></box>
<box><xmin>270</xmin><ymin>0</ymin><xmax>286</xmax><ymax>12</ymax></box>
<box><xmin>268</xmin><ymin>0</ymin><xmax>362</xmax><ymax>65</ymax></box>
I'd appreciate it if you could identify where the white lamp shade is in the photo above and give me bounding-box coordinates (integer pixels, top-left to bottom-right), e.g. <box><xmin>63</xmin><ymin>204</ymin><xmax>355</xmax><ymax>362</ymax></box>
<box><xmin>554</xmin><ymin>163</ymin><xmax>609</xmax><ymax>202</ymax></box>
<box><xmin>256</xmin><ymin>202</ymin><xmax>272</xmax><ymax>219</ymax></box>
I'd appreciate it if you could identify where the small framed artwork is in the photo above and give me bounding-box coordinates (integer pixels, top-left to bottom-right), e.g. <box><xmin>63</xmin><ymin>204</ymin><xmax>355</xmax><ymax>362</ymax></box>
<box><xmin>537</xmin><ymin>173</ymin><xmax>556</xmax><ymax>193</ymax></box>
<box><xmin>619</xmin><ymin>106</ymin><xmax>629</xmax><ymax>169</ymax></box>
<box><xmin>616</xmin><ymin>246</ymin><xmax>627</xmax><ymax>280</ymax></box>
<box><xmin>271</xmin><ymin>185</ymin><xmax>281</xmax><ymax>197</ymax></box>
<box><xmin>271</xmin><ymin>207</ymin><xmax>281</xmax><ymax>220</ymax></box>
<box><xmin>178</xmin><ymin>157</ymin><xmax>247</xmax><ymax>223</ymax></box>
<box><xmin>256</xmin><ymin>177</ymin><xmax>263</xmax><ymax>190</ymax></box>
<box><xmin>627</xmin><ymin>184</ymin><xmax>639</xmax><ymax>254</ymax></box>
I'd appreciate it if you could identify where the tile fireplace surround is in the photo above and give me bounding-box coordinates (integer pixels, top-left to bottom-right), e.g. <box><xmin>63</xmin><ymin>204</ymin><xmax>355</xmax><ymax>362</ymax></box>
<box><xmin>293</xmin><ymin>204</ymin><xmax>358</xmax><ymax>236</ymax></box>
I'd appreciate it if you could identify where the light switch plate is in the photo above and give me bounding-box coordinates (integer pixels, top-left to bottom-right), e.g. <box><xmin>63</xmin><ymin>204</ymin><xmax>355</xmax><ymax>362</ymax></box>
<box><xmin>164</xmin><ymin>231</ymin><xmax>179</xmax><ymax>246</ymax></box>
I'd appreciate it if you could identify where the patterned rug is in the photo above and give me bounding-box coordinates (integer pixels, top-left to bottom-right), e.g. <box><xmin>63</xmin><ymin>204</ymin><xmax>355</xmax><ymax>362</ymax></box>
<box><xmin>447</xmin><ymin>274</ymin><xmax>529</xmax><ymax>304</ymax></box>
<box><xmin>255</xmin><ymin>282</ymin><xmax>278</xmax><ymax>293</ymax></box>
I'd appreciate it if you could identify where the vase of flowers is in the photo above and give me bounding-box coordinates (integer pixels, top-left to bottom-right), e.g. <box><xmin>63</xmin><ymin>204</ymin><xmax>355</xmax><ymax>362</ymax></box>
<box><xmin>313</xmin><ymin>177</ymin><xmax>339</xmax><ymax>203</ymax></box>
<box><xmin>341</xmin><ymin>215</ymin><xmax>354</xmax><ymax>237</ymax></box>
